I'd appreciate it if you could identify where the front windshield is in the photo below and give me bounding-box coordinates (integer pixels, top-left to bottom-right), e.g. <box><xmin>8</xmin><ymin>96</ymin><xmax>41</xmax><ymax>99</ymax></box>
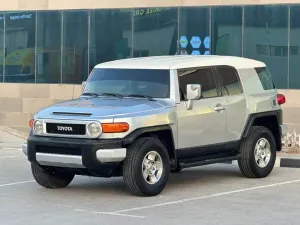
<box><xmin>83</xmin><ymin>68</ymin><xmax>170</xmax><ymax>98</ymax></box>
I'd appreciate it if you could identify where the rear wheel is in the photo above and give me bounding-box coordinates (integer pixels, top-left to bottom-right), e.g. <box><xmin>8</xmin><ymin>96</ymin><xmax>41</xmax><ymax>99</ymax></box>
<box><xmin>31</xmin><ymin>162</ymin><xmax>75</xmax><ymax>188</ymax></box>
<box><xmin>123</xmin><ymin>137</ymin><xmax>170</xmax><ymax>196</ymax></box>
<box><xmin>238</xmin><ymin>126</ymin><xmax>276</xmax><ymax>178</ymax></box>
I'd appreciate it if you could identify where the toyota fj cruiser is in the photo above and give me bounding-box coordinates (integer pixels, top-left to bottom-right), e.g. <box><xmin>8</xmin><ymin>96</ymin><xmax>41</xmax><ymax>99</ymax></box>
<box><xmin>22</xmin><ymin>55</ymin><xmax>287</xmax><ymax>196</ymax></box>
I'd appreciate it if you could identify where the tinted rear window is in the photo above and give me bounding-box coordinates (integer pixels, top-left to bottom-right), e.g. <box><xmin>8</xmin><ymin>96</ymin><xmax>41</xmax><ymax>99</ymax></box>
<box><xmin>255</xmin><ymin>67</ymin><xmax>275</xmax><ymax>90</ymax></box>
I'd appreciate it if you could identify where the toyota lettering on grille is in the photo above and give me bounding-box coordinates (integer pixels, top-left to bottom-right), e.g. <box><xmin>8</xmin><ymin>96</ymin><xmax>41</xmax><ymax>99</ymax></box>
<box><xmin>57</xmin><ymin>126</ymin><xmax>73</xmax><ymax>132</ymax></box>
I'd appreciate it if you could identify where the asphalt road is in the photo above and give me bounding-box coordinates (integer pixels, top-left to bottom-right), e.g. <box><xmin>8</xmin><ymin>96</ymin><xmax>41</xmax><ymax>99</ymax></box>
<box><xmin>1</xmin><ymin>132</ymin><xmax>300</xmax><ymax>225</ymax></box>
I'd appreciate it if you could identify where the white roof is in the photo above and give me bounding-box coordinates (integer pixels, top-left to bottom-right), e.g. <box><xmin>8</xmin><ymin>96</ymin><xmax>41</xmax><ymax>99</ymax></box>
<box><xmin>95</xmin><ymin>55</ymin><xmax>266</xmax><ymax>70</ymax></box>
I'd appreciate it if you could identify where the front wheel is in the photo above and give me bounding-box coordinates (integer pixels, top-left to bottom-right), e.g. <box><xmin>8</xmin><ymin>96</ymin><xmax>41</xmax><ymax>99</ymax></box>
<box><xmin>123</xmin><ymin>137</ymin><xmax>170</xmax><ymax>196</ymax></box>
<box><xmin>31</xmin><ymin>162</ymin><xmax>75</xmax><ymax>189</ymax></box>
<box><xmin>238</xmin><ymin>126</ymin><xmax>277</xmax><ymax>178</ymax></box>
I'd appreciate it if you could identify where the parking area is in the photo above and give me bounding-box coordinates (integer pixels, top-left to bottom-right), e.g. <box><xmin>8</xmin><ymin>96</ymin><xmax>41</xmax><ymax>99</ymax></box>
<box><xmin>1</xmin><ymin>131</ymin><xmax>300</xmax><ymax>225</ymax></box>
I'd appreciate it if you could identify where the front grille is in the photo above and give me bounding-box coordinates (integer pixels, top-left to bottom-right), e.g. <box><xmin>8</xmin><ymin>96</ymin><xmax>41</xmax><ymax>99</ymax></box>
<box><xmin>46</xmin><ymin>123</ymin><xmax>86</xmax><ymax>135</ymax></box>
<box><xmin>36</xmin><ymin>145</ymin><xmax>82</xmax><ymax>156</ymax></box>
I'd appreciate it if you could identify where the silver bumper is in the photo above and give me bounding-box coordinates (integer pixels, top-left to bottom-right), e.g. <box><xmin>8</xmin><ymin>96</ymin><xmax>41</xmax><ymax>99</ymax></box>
<box><xmin>21</xmin><ymin>143</ymin><xmax>126</xmax><ymax>168</ymax></box>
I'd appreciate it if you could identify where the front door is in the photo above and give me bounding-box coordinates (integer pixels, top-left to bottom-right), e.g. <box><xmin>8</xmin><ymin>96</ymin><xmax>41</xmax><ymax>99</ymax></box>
<box><xmin>176</xmin><ymin>67</ymin><xmax>227</xmax><ymax>156</ymax></box>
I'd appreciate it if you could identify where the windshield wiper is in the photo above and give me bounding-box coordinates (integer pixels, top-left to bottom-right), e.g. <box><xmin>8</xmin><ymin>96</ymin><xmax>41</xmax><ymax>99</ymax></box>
<box><xmin>127</xmin><ymin>94</ymin><xmax>156</xmax><ymax>101</ymax></box>
<box><xmin>99</xmin><ymin>93</ymin><xmax>124</xmax><ymax>98</ymax></box>
<box><xmin>81</xmin><ymin>92</ymin><xmax>100</xmax><ymax>97</ymax></box>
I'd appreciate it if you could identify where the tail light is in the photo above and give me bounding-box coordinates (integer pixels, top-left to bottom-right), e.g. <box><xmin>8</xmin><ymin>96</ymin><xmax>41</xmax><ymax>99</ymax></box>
<box><xmin>277</xmin><ymin>94</ymin><xmax>286</xmax><ymax>105</ymax></box>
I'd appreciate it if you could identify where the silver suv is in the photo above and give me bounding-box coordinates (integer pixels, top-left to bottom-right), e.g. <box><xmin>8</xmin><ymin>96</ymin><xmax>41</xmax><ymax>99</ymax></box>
<box><xmin>22</xmin><ymin>55</ymin><xmax>287</xmax><ymax>196</ymax></box>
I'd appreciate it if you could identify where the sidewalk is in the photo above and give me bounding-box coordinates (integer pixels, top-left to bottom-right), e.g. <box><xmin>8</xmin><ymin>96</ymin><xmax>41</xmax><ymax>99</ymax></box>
<box><xmin>0</xmin><ymin>127</ymin><xmax>25</xmax><ymax>149</ymax></box>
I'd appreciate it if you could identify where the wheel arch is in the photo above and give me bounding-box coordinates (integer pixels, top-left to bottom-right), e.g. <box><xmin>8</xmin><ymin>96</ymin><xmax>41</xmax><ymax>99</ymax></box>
<box><xmin>122</xmin><ymin>125</ymin><xmax>177</xmax><ymax>162</ymax></box>
<box><xmin>241</xmin><ymin>110</ymin><xmax>283</xmax><ymax>151</ymax></box>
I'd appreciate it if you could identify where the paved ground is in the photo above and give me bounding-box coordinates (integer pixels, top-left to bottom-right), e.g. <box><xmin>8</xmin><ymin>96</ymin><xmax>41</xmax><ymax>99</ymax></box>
<box><xmin>1</xmin><ymin>131</ymin><xmax>300</xmax><ymax>225</ymax></box>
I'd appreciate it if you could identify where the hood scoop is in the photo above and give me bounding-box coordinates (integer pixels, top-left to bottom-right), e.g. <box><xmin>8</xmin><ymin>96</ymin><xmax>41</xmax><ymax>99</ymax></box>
<box><xmin>52</xmin><ymin>112</ymin><xmax>92</xmax><ymax>117</ymax></box>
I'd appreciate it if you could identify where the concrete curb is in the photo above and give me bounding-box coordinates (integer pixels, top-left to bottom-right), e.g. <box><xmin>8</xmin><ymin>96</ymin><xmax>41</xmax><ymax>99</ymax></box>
<box><xmin>0</xmin><ymin>126</ymin><xmax>27</xmax><ymax>140</ymax></box>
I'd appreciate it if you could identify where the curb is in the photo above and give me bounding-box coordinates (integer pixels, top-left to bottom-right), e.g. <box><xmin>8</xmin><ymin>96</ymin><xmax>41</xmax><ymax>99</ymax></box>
<box><xmin>0</xmin><ymin>126</ymin><xmax>27</xmax><ymax>140</ymax></box>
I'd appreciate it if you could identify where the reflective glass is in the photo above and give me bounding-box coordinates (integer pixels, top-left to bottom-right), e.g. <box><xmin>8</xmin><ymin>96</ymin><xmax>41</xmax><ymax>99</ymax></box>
<box><xmin>244</xmin><ymin>5</ymin><xmax>288</xmax><ymax>89</ymax></box>
<box><xmin>133</xmin><ymin>8</ymin><xmax>178</xmax><ymax>57</ymax></box>
<box><xmin>0</xmin><ymin>13</ymin><xmax>4</xmax><ymax>82</ymax></box>
<box><xmin>4</xmin><ymin>11</ymin><xmax>36</xmax><ymax>83</ymax></box>
<box><xmin>179</xmin><ymin>7</ymin><xmax>210</xmax><ymax>56</ymax></box>
<box><xmin>211</xmin><ymin>6</ymin><xmax>242</xmax><ymax>56</ymax></box>
<box><xmin>62</xmin><ymin>10</ymin><xmax>89</xmax><ymax>84</ymax></box>
<box><xmin>290</xmin><ymin>5</ymin><xmax>300</xmax><ymax>89</ymax></box>
<box><xmin>89</xmin><ymin>9</ymin><xmax>132</xmax><ymax>76</ymax></box>
<box><xmin>36</xmin><ymin>11</ymin><xmax>62</xmax><ymax>83</ymax></box>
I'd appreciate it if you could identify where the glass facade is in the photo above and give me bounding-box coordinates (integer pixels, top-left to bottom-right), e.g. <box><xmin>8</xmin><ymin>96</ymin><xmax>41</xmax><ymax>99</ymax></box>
<box><xmin>0</xmin><ymin>5</ymin><xmax>300</xmax><ymax>89</ymax></box>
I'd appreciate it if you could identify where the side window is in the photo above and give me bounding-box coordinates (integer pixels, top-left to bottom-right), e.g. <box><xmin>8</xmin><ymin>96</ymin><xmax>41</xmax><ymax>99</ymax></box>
<box><xmin>217</xmin><ymin>66</ymin><xmax>243</xmax><ymax>96</ymax></box>
<box><xmin>255</xmin><ymin>67</ymin><xmax>275</xmax><ymax>90</ymax></box>
<box><xmin>178</xmin><ymin>68</ymin><xmax>218</xmax><ymax>100</ymax></box>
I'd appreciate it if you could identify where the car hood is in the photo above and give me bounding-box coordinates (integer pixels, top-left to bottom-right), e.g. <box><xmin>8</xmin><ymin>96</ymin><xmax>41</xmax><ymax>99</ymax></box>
<box><xmin>35</xmin><ymin>97</ymin><xmax>172</xmax><ymax>119</ymax></box>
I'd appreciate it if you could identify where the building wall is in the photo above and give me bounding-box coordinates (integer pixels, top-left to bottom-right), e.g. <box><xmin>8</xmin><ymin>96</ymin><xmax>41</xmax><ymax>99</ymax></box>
<box><xmin>3</xmin><ymin>0</ymin><xmax>300</xmax><ymax>11</ymax></box>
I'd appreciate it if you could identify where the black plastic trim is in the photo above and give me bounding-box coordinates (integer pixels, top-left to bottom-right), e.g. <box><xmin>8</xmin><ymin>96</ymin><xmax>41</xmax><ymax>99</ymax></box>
<box><xmin>176</xmin><ymin>140</ymin><xmax>240</xmax><ymax>162</ymax></box>
<box><xmin>241</xmin><ymin>109</ymin><xmax>282</xmax><ymax>139</ymax></box>
<box><xmin>27</xmin><ymin>135</ymin><xmax>123</xmax><ymax>171</ymax></box>
<box><xmin>122</xmin><ymin>125</ymin><xmax>175</xmax><ymax>146</ymax></box>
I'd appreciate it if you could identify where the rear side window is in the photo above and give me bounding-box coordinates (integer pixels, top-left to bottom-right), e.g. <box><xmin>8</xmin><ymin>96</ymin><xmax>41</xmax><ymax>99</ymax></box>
<box><xmin>255</xmin><ymin>67</ymin><xmax>275</xmax><ymax>90</ymax></box>
<box><xmin>217</xmin><ymin>66</ymin><xmax>243</xmax><ymax>96</ymax></box>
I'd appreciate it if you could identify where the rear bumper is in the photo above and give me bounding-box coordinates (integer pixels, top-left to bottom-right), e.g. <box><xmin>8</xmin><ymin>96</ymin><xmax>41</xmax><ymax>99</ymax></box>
<box><xmin>23</xmin><ymin>136</ymin><xmax>126</xmax><ymax>170</ymax></box>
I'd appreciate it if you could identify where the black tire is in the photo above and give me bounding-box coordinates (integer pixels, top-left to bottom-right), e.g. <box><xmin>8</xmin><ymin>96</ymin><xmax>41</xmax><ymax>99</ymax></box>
<box><xmin>31</xmin><ymin>162</ymin><xmax>75</xmax><ymax>189</ymax></box>
<box><xmin>123</xmin><ymin>137</ymin><xmax>170</xmax><ymax>196</ymax></box>
<box><xmin>238</xmin><ymin>126</ymin><xmax>277</xmax><ymax>178</ymax></box>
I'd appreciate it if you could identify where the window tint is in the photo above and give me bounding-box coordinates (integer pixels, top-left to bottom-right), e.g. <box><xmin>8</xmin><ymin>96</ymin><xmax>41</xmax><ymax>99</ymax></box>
<box><xmin>178</xmin><ymin>68</ymin><xmax>218</xmax><ymax>100</ymax></box>
<box><xmin>255</xmin><ymin>67</ymin><xmax>275</xmax><ymax>90</ymax></box>
<box><xmin>217</xmin><ymin>66</ymin><xmax>243</xmax><ymax>95</ymax></box>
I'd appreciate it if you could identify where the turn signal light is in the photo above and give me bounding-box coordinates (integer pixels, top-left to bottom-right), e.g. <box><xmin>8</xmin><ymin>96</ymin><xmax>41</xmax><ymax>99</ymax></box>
<box><xmin>29</xmin><ymin>119</ymin><xmax>34</xmax><ymax>128</ymax></box>
<box><xmin>277</xmin><ymin>94</ymin><xmax>286</xmax><ymax>105</ymax></box>
<box><xmin>101</xmin><ymin>123</ymin><xmax>129</xmax><ymax>133</ymax></box>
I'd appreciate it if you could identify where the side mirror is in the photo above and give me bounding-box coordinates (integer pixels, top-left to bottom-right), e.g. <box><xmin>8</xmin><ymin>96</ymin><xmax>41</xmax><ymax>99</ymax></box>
<box><xmin>187</xmin><ymin>84</ymin><xmax>201</xmax><ymax>100</ymax></box>
<box><xmin>185</xmin><ymin>84</ymin><xmax>201</xmax><ymax>110</ymax></box>
<box><xmin>82</xmin><ymin>81</ymin><xmax>86</xmax><ymax>91</ymax></box>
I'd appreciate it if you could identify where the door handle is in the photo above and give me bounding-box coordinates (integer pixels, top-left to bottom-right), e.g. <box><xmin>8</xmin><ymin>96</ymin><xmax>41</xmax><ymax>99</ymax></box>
<box><xmin>214</xmin><ymin>104</ymin><xmax>226</xmax><ymax>112</ymax></box>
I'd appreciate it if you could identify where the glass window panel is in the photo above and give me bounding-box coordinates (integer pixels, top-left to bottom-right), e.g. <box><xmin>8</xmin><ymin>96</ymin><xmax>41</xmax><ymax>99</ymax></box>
<box><xmin>36</xmin><ymin>11</ymin><xmax>62</xmax><ymax>83</ymax></box>
<box><xmin>89</xmin><ymin>9</ymin><xmax>132</xmax><ymax>76</ymax></box>
<box><xmin>290</xmin><ymin>5</ymin><xmax>300</xmax><ymax>89</ymax></box>
<box><xmin>133</xmin><ymin>8</ymin><xmax>178</xmax><ymax>56</ymax></box>
<box><xmin>0</xmin><ymin>13</ymin><xmax>4</xmax><ymax>82</ymax></box>
<box><xmin>217</xmin><ymin>66</ymin><xmax>243</xmax><ymax>95</ymax></box>
<box><xmin>211</xmin><ymin>6</ymin><xmax>242</xmax><ymax>56</ymax></box>
<box><xmin>178</xmin><ymin>68</ymin><xmax>217</xmax><ymax>99</ymax></box>
<box><xmin>62</xmin><ymin>10</ymin><xmax>89</xmax><ymax>84</ymax></box>
<box><xmin>4</xmin><ymin>11</ymin><xmax>36</xmax><ymax>83</ymax></box>
<box><xmin>244</xmin><ymin>5</ymin><xmax>288</xmax><ymax>89</ymax></box>
<box><xmin>179</xmin><ymin>7</ymin><xmax>209</xmax><ymax>56</ymax></box>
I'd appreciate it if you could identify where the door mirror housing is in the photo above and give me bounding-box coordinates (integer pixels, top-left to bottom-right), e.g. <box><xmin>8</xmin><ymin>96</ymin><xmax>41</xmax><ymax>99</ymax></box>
<box><xmin>187</xmin><ymin>84</ymin><xmax>201</xmax><ymax>100</ymax></box>
<box><xmin>82</xmin><ymin>81</ymin><xmax>86</xmax><ymax>91</ymax></box>
<box><xmin>185</xmin><ymin>84</ymin><xmax>201</xmax><ymax>110</ymax></box>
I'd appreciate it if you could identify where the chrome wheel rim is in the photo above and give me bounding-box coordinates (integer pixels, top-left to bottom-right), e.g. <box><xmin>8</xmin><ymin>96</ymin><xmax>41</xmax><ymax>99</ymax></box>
<box><xmin>142</xmin><ymin>151</ymin><xmax>163</xmax><ymax>185</ymax></box>
<box><xmin>254</xmin><ymin>138</ymin><xmax>271</xmax><ymax>168</ymax></box>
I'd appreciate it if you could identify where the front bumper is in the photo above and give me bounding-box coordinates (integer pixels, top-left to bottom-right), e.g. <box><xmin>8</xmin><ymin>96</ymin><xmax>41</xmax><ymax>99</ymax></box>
<box><xmin>22</xmin><ymin>136</ymin><xmax>126</xmax><ymax>170</ymax></box>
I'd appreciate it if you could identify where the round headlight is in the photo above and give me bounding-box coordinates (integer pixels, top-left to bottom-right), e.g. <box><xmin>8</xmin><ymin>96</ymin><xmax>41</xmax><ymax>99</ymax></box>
<box><xmin>87</xmin><ymin>122</ymin><xmax>102</xmax><ymax>138</ymax></box>
<box><xmin>33</xmin><ymin>120</ymin><xmax>43</xmax><ymax>134</ymax></box>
